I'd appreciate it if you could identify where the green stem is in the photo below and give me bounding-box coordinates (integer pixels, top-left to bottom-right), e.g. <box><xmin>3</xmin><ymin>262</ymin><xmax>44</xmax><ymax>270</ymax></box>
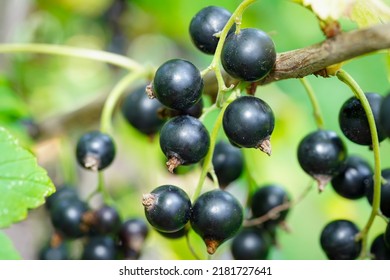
<box><xmin>100</xmin><ymin>69</ymin><xmax>150</xmax><ymax>133</ymax></box>
<box><xmin>204</xmin><ymin>0</ymin><xmax>257</xmax><ymax>106</ymax></box>
<box><xmin>192</xmin><ymin>104</ymin><xmax>228</xmax><ymax>201</ymax></box>
<box><xmin>299</xmin><ymin>78</ymin><xmax>325</xmax><ymax>129</ymax></box>
<box><xmin>199</xmin><ymin>104</ymin><xmax>218</xmax><ymax>122</ymax></box>
<box><xmin>98</xmin><ymin>172</ymin><xmax>114</xmax><ymax>205</ymax></box>
<box><xmin>243</xmin><ymin>149</ymin><xmax>259</xmax><ymax>207</ymax></box>
<box><xmin>185</xmin><ymin>230</ymin><xmax>201</xmax><ymax>260</ymax></box>
<box><xmin>0</xmin><ymin>43</ymin><xmax>142</xmax><ymax>71</ymax></box>
<box><xmin>86</xmin><ymin>172</ymin><xmax>114</xmax><ymax>205</ymax></box>
<box><xmin>336</xmin><ymin>69</ymin><xmax>381</xmax><ymax>259</ymax></box>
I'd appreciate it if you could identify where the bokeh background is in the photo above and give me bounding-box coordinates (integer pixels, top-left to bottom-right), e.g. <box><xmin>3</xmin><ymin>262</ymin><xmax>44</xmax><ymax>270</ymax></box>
<box><xmin>0</xmin><ymin>0</ymin><xmax>389</xmax><ymax>260</ymax></box>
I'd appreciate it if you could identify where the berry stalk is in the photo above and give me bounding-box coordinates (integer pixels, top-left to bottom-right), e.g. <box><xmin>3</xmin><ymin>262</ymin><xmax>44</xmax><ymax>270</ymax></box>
<box><xmin>299</xmin><ymin>77</ymin><xmax>325</xmax><ymax>129</ymax></box>
<box><xmin>336</xmin><ymin>69</ymin><xmax>382</xmax><ymax>259</ymax></box>
<box><xmin>100</xmin><ymin>69</ymin><xmax>151</xmax><ymax>133</ymax></box>
<box><xmin>192</xmin><ymin>104</ymin><xmax>228</xmax><ymax>201</ymax></box>
<box><xmin>0</xmin><ymin>43</ymin><xmax>142</xmax><ymax>71</ymax></box>
<box><xmin>201</xmin><ymin>0</ymin><xmax>257</xmax><ymax>106</ymax></box>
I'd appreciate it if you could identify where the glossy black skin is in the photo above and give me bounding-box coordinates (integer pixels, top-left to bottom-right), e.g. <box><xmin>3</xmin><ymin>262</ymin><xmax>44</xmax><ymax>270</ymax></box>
<box><xmin>50</xmin><ymin>199</ymin><xmax>88</xmax><ymax>238</ymax></box>
<box><xmin>223</xmin><ymin>96</ymin><xmax>275</xmax><ymax>148</ymax></box>
<box><xmin>95</xmin><ymin>205</ymin><xmax>121</xmax><ymax>235</ymax></box>
<box><xmin>380</xmin><ymin>92</ymin><xmax>390</xmax><ymax>137</ymax></box>
<box><xmin>366</xmin><ymin>168</ymin><xmax>390</xmax><ymax>217</ymax></box>
<box><xmin>191</xmin><ymin>190</ymin><xmax>243</xmax><ymax>248</ymax></box>
<box><xmin>331</xmin><ymin>155</ymin><xmax>373</xmax><ymax>200</ymax></box>
<box><xmin>159</xmin><ymin>115</ymin><xmax>210</xmax><ymax>165</ymax></box>
<box><xmin>320</xmin><ymin>220</ymin><xmax>361</xmax><ymax>260</ymax></box>
<box><xmin>39</xmin><ymin>243</ymin><xmax>69</xmax><ymax>260</ymax></box>
<box><xmin>46</xmin><ymin>185</ymin><xmax>78</xmax><ymax>210</ymax></box>
<box><xmin>221</xmin><ymin>28</ymin><xmax>276</xmax><ymax>81</ymax></box>
<box><xmin>121</xmin><ymin>84</ymin><xmax>165</xmax><ymax>135</ymax></box>
<box><xmin>298</xmin><ymin>130</ymin><xmax>347</xmax><ymax>178</ymax></box>
<box><xmin>82</xmin><ymin>236</ymin><xmax>116</xmax><ymax>260</ymax></box>
<box><xmin>339</xmin><ymin>92</ymin><xmax>386</xmax><ymax>146</ymax></box>
<box><xmin>76</xmin><ymin>131</ymin><xmax>116</xmax><ymax>171</ymax></box>
<box><xmin>370</xmin><ymin>234</ymin><xmax>390</xmax><ymax>260</ymax></box>
<box><xmin>189</xmin><ymin>6</ymin><xmax>234</xmax><ymax>54</ymax></box>
<box><xmin>231</xmin><ymin>228</ymin><xmax>271</xmax><ymax>260</ymax></box>
<box><xmin>153</xmin><ymin>59</ymin><xmax>203</xmax><ymax>111</ymax></box>
<box><xmin>144</xmin><ymin>185</ymin><xmax>192</xmax><ymax>233</ymax></box>
<box><xmin>385</xmin><ymin>223</ymin><xmax>390</xmax><ymax>248</ymax></box>
<box><xmin>118</xmin><ymin>218</ymin><xmax>149</xmax><ymax>251</ymax></box>
<box><xmin>251</xmin><ymin>185</ymin><xmax>290</xmax><ymax>227</ymax></box>
<box><xmin>212</xmin><ymin>141</ymin><xmax>244</xmax><ymax>188</ymax></box>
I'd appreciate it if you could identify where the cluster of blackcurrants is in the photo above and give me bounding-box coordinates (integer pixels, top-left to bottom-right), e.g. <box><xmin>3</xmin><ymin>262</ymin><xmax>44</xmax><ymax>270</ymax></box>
<box><xmin>137</xmin><ymin>5</ymin><xmax>288</xmax><ymax>258</ymax></box>
<box><xmin>46</xmin><ymin>4</ymin><xmax>390</xmax><ymax>260</ymax></box>
<box><xmin>69</xmin><ymin>5</ymin><xmax>285</xmax><ymax>258</ymax></box>
<box><xmin>39</xmin><ymin>185</ymin><xmax>149</xmax><ymax>260</ymax></box>
<box><xmin>298</xmin><ymin>91</ymin><xmax>390</xmax><ymax>260</ymax></box>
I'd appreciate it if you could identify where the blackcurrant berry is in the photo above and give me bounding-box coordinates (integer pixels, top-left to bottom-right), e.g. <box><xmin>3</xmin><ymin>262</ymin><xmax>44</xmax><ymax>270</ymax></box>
<box><xmin>380</xmin><ymin>92</ymin><xmax>390</xmax><ymax>137</ymax></box>
<box><xmin>189</xmin><ymin>6</ymin><xmax>234</xmax><ymax>54</ymax></box>
<box><xmin>331</xmin><ymin>155</ymin><xmax>373</xmax><ymax>200</ymax></box>
<box><xmin>320</xmin><ymin>219</ymin><xmax>361</xmax><ymax>260</ymax></box>
<box><xmin>251</xmin><ymin>184</ymin><xmax>290</xmax><ymax>228</ymax></box>
<box><xmin>152</xmin><ymin>59</ymin><xmax>203</xmax><ymax>111</ymax></box>
<box><xmin>370</xmin><ymin>234</ymin><xmax>390</xmax><ymax>260</ymax></box>
<box><xmin>191</xmin><ymin>189</ymin><xmax>243</xmax><ymax>255</ymax></box>
<box><xmin>221</xmin><ymin>28</ymin><xmax>276</xmax><ymax>81</ymax></box>
<box><xmin>82</xmin><ymin>236</ymin><xmax>116</xmax><ymax>260</ymax></box>
<box><xmin>94</xmin><ymin>205</ymin><xmax>121</xmax><ymax>235</ymax></box>
<box><xmin>159</xmin><ymin>115</ymin><xmax>210</xmax><ymax>172</ymax></box>
<box><xmin>121</xmin><ymin>84</ymin><xmax>165</xmax><ymax>135</ymax></box>
<box><xmin>50</xmin><ymin>198</ymin><xmax>89</xmax><ymax>238</ymax></box>
<box><xmin>211</xmin><ymin>140</ymin><xmax>244</xmax><ymax>188</ymax></box>
<box><xmin>46</xmin><ymin>184</ymin><xmax>78</xmax><ymax>210</ymax></box>
<box><xmin>142</xmin><ymin>185</ymin><xmax>191</xmax><ymax>233</ymax></box>
<box><xmin>297</xmin><ymin>130</ymin><xmax>347</xmax><ymax>191</ymax></box>
<box><xmin>118</xmin><ymin>218</ymin><xmax>149</xmax><ymax>258</ymax></box>
<box><xmin>231</xmin><ymin>228</ymin><xmax>271</xmax><ymax>260</ymax></box>
<box><xmin>39</xmin><ymin>243</ymin><xmax>69</xmax><ymax>260</ymax></box>
<box><xmin>339</xmin><ymin>92</ymin><xmax>386</xmax><ymax>146</ymax></box>
<box><xmin>385</xmin><ymin>223</ymin><xmax>390</xmax><ymax>248</ymax></box>
<box><xmin>222</xmin><ymin>96</ymin><xmax>275</xmax><ymax>155</ymax></box>
<box><xmin>366</xmin><ymin>168</ymin><xmax>390</xmax><ymax>218</ymax></box>
<box><xmin>76</xmin><ymin>131</ymin><xmax>116</xmax><ymax>171</ymax></box>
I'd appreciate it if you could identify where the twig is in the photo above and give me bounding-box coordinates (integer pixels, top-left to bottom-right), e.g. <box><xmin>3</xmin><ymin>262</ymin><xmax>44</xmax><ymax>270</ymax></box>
<box><xmin>244</xmin><ymin>181</ymin><xmax>314</xmax><ymax>227</ymax></box>
<box><xmin>258</xmin><ymin>23</ymin><xmax>390</xmax><ymax>85</ymax></box>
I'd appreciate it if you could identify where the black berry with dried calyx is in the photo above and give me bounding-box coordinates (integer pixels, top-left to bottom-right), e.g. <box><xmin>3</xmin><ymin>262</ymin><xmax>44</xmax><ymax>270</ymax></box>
<box><xmin>159</xmin><ymin>115</ymin><xmax>210</xmax><ymax>172</ymax></box>
<box><xmin>142</xmin><ymin>185</ymin><xmax>192</xmax><ymax>233</ymax></box>
<box><xmin>76</xmin><ymin>131</ymin><xmax>116</xmax><ymax>171</ymax></box>
<box><xmin>222</xmin><ymin>96</ymin><xmax>275</xmax><ymax>156</ymax></box>
<box><xmin>191</xmin><ymin>189</ymin><xmax>243</xmax><ymax>255</ymax></box>
<box><xmin>297</xmin><ymin>130</ymin><xmax>347</xmax><ymax>192</ymax></box>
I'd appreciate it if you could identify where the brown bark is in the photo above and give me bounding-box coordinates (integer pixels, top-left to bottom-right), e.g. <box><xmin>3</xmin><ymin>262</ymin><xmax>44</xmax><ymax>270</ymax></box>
<box><xmin>258</xmin><ymin>22</ymin><xmax>390</xmax><ymax>85</ymax></box>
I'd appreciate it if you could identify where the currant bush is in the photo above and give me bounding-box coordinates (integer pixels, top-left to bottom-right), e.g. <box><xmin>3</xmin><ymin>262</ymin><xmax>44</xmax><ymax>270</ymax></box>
<box><xmin>1</xmin><ymin>0</ymin><xmax>389</xmax><ymax>262</ymax></box>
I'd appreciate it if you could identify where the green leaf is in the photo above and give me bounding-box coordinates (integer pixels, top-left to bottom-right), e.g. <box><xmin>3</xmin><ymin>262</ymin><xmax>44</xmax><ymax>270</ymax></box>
<box><xmin>0</xmin><ymin>231</ymin><xmax>21</xmax><ymax>259</ymax></box>
<box><xmin>350</xmin><ymin>0</ymin><xmax>390</xmax><ymax>27</ymax></box>
<box><xmin>0</xmin><ymin>126</ymin><xmax>55</xmax><ymax>228</ymax></box>
<box><xmin>295</xmin><ymin>0</ymin><xmax>390</xmax><ymax>26</ymax></box>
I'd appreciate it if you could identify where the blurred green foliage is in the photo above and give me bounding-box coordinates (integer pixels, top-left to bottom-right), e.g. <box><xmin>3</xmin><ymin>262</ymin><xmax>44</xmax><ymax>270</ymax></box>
<box><xmin>0</xmin><ymin>0</ymin><xmax>389</xmax><ymax>260</ymax></box>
